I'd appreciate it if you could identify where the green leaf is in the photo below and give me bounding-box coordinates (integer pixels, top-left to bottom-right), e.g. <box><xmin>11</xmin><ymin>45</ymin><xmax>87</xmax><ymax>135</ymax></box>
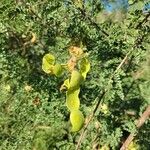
<box><xmin>70</xmin><ymin>110</ymin><xmax>84</xmax><ymax>132</ymax></box>
<box><xmin>66</xmin><ymin>88</ymin><xmax>80</xmax><ymax>111</ymax></box>
<box><xmin>42</xmin><ymin>53</ymin><xmax>55</xmax><ymax>74</ymax></box>
<box><xmin>73</xmin><ymin>0</ymin><xmax>83</xmax><ymax>9</ymax></box>
<box><xmin>79</xmin><ymin>58</ymin><xmax>90</xmax><ymax>79</ymax></box>
<box><xmin>129</xmin><ymin>1</ymin><xmax>144</xmax><ymax>12</ymax></box>
<box><xmin>33</xmin><ymin>138</ymin><xmax>47</xmax><ymax>150</ymax></box>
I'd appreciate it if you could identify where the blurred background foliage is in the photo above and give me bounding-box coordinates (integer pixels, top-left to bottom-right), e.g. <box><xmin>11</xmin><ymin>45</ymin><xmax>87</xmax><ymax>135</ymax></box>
<box><xmin>0</xmin><ymin>0</ymin><xmax>150</xmax><ymax>150</ymax></box>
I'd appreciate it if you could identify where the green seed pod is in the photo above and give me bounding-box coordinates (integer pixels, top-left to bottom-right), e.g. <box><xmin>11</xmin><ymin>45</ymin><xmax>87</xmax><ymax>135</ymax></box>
<box><xmin>79</xmin><ymin>58</ymin><xmax>90</xmax><ymax>80</ymax></box>
<box><xmin>69</xmin><ymin>70</ymin><xmax>83</xmax><ymax>90</ymax></box>
<box><xmin>66</xmin><ymin>88</ymin><xmax>80</xmax><ymax>111</ymax></box>
<box><xmin>53</xmin><ymin>64</ymin><xmax>63</xmax><ymax>77</ymax></box>
<box><xmin>70</xmin><ymin>110</ymin><xmax>84</xmax><ymax>132</ymax></box>
<box><xmin>42</xmin><ymin>53</ymin><xmax>55</xmax><ymax>74</ymax></box>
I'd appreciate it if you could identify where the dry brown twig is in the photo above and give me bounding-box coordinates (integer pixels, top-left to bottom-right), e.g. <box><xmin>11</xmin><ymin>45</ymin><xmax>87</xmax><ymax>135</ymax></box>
<box><xmin>120</xmin><ymin>105</ymin><xmax>150</xmax><ymax>150</ymax></box>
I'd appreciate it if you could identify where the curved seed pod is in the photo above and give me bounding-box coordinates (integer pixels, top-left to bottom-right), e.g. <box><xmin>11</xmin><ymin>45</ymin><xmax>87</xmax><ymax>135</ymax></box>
<box><xmin>66</xmin><ymin>88</ymin><xmax>80</xmax><ymax>111</ymax></box>
<box><xmin>53</xmin><ymin>64</ymin><xmax>63</xmax><ymax>77</ymax></box>
<box><xmin>79</xmin><ymin>58</ymin><xmax>90</xmax><ymax>79</ymax></box>
<box><xmin>63</xmin><ymin>79</ymin><xmax>70</xmax><ymax>89</ymax></box>
<box><xmin>69</xmin><ymin>70</ymin><xmax>84</xmax><ymax>90</ymax></box>
<box><xmin>70</xmin><ymin>110</ymin><xmax>84</xmax><ymax>132</ymax></box>
<box><xmin>42</xmin><ymin>53</ymin><xmax>55</xmax><ymax>74</ymax></box>
<box><xmin>60</xmin><ymin>79</ymin><xmax>70</xmax><ymax>91</ymax></box>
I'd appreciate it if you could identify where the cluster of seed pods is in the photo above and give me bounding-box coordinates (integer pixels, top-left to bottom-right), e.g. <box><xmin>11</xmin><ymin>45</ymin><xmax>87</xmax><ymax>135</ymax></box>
<box><xmin>42</xmin><ymin>46</ymin><xmax>90</xmax><ymax>132</ymax></box>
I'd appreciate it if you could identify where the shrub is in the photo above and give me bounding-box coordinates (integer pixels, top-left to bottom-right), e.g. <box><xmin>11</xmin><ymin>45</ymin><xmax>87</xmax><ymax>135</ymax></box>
<box><xmin>0</xmin><ymin>0</ymin><xmax>150</xmax><ymax>149</ymax></box>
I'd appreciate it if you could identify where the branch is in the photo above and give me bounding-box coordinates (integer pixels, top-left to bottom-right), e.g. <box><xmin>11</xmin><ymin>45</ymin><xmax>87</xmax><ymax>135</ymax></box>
<box><xmin>136</xmin><ymin>12</ymin><xmax>150</xmax><ymax>29</ymax></box>
<box><xmin>129</xmin><ymin>0</ymin><xmax>139</xmax><ymax>6</ymax></box>
<box><xmin>120</xmin><ymin>105</ymin><xmax>150</xmax><ymax>150</ymax></box>
<box><xmin>77</xmin><ymin>8</ymin><xmax>109</xmax><ymax>37</ymax></box>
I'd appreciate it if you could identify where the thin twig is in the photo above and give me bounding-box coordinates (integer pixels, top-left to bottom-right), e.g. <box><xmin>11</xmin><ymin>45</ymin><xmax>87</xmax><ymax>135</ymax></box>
<box><xmin>136</xmin><ymin>12</ymin><xmax>150</xmax><ymax>29</ymax></box>
<box><xmin>78</xmin><ymin>8</ymin><xmax>109</xmax><ymax>37</ymax></box>
<box><xmin>129</xmin><ymin>0</ymin><xmax>139</xmax><ymax>6</ymax></box>
<box><xmin>120</xmin><ymin>105</ymin><xmax>150</xmax><ymax>150</ymax></box>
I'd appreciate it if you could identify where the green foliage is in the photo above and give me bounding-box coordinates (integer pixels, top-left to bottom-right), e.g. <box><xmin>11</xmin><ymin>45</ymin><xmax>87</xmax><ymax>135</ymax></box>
<box><xmin>0</xmin><ymin>0</ymin><xmax>150</xmax><ymax>149</ymax></box>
